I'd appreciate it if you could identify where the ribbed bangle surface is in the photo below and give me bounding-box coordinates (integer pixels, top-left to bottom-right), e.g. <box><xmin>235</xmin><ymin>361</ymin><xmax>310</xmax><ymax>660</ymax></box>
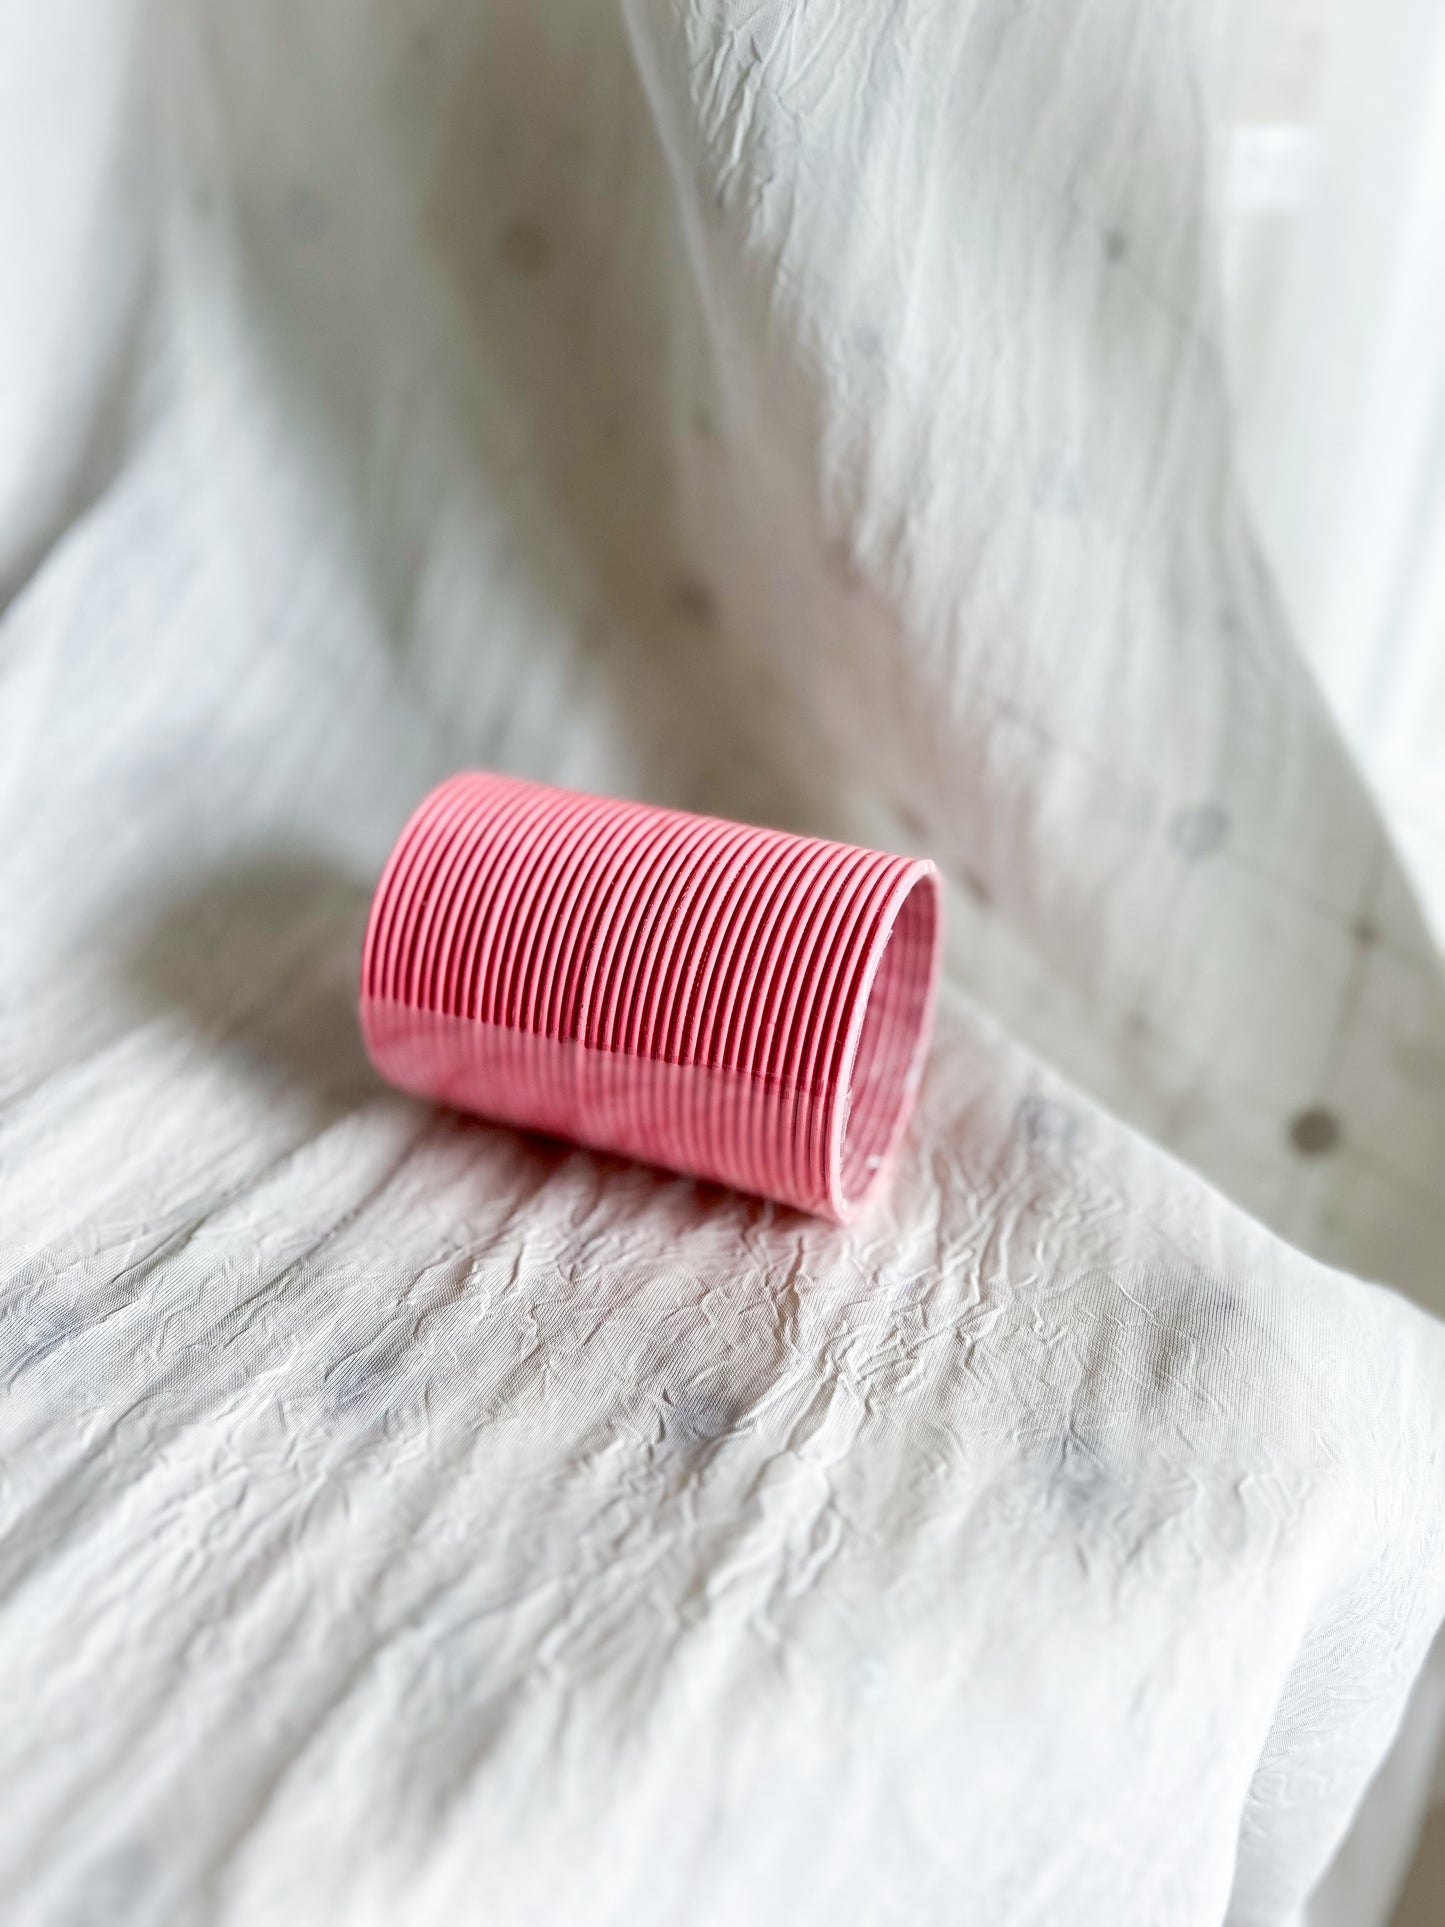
<box><xmin>359</xmin><ymin>772</ymin><xmax>942</xmax><ymax>1221</ymax></box>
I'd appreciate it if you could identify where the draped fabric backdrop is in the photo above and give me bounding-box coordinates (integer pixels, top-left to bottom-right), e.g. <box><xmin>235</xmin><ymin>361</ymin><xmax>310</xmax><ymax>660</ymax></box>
<box><xmin>2</xmin><ymin>4</ymin><xmax>1444</xmax><ymax>1923</ymax></box>
<box><xmin>1226</xmin><ymin>0</ymin><xmax>1445</xmax><ymax>953</ymax></box>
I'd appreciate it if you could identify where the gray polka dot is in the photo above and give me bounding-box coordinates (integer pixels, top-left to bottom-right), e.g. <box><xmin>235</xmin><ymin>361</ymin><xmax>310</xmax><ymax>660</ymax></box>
<box><xmin>497</xmin><ymin>218</ymin><xmax>551</xmax><ymax>276</ymax></box>
<box><xmin>1168</xmin><ymin>803</ymin><xmax>1229</xmax><ymax>861</ymax></box>
<box><xmin>1103</xmin><ymin>227</ymin><xmax>1128</xmax><ymax>263</ymax></box>
<box><xmin>960</xmin><ymin>868</ymin><xmax>992</xmax><ymax>907</ymax></box>
<box><xmin>669</xmin><ymin>573</ymin><xmax>715</xmax><ymax>625</ymax></box>
<box><xmin>324</xmin><ymin>1329</ymin><xmax>409</xmax><ymax>1424</ymax></box>
<box><xmin>1350</xmin><ymin>914</ymin><xmax>1380</xmax><ymax>947</ymax></box>
<box><xmin>1045</xmin><ymin>1433</ymin><xmax>1122</xmax><ymax>1527</ymax></box>
<box><xmin>1289</xmin><ymin>1106</ymin><xmax>1341</xmax><ymax>1157</ymax></box>
<box><xmin>665</xmin><ymin>1384</ymin><xmax>740</xmax><ymax>1444</ymax></box>
<box><xmin>690</xmin><ymin>406</ymin><xmax>715</xmax><ymax>440</ymax></box>
<box><xmin>1018</xmin><ymin>1095</ymin><xmax>1078</xmax><ymax>1147</ymax></box>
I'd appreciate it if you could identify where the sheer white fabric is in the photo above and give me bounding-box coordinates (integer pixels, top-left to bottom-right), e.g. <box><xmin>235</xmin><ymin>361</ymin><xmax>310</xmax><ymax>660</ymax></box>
<box><xmin>1225</xmin><ymin>0</ymin><xmax>1445</xmax><ymax>946</ymax></box>
<box><xmin>3</xmin><ymin>5</ymin><xmax>1444</xmax><ymax>1923</ymax></box>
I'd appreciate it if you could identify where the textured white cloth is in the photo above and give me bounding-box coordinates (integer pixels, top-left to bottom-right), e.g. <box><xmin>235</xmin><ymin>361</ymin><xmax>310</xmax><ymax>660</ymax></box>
<box><xmin>3</xmin><ymin>4</ymin><xmax>1445</xmax><ymax>1924</ymax></box>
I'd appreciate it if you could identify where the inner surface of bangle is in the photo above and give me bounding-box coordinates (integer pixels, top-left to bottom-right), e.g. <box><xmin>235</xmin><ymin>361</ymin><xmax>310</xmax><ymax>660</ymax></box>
<box><xmin>838</xmin><ymin>871</ymin><xmax>940</xmax><ymax>1212</ymax></box>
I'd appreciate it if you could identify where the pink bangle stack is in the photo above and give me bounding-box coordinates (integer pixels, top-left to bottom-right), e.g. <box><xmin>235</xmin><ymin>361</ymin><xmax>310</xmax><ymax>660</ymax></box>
<box><xmin>358</xmin><ymin>772</ymin><xmax>942</xmax><ymax>1222</ymax></box>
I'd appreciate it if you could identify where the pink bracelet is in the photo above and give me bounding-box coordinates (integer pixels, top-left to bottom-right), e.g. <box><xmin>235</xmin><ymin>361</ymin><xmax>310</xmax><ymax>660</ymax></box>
<box><xmin>359</xmin><ymin>772</ymin><xmax>942</xmax><ymax>1221</ymax></box>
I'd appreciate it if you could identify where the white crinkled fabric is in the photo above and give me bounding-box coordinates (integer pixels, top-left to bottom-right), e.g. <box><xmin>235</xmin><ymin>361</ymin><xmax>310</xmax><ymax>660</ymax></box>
<box><xmin>3</xmin><ymin>4</ymin><xmax>1444</xmax><ymax>1924</ymax></box>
